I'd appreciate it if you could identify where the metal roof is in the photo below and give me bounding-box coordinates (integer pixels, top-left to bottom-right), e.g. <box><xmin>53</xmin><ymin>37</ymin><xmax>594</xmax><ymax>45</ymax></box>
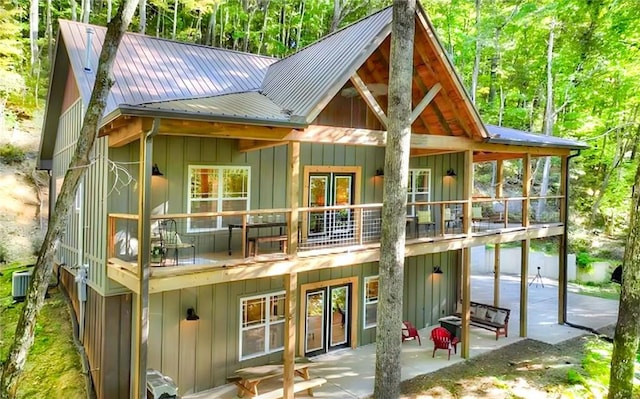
<box><xmin>59</xmin><ymin>20</ymin><xmax>277</xmax><ymax>117</ymax></box>
<box><xmin>486</xmin><ymin>125</ymin><xmax>588</xmax><ymax>150</ymax></box>
<box><xmin>113</xmin><ymin>91</ymin><xmax>301</xmax><ymax>127</ymax></box>
<box><xmin>261</xmin><ymin>7</ymin><xmax>393</xmax><ymax>122</ymax></box>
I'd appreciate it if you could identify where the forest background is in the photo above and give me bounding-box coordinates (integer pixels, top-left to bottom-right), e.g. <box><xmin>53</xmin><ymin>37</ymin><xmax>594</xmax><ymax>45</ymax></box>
<box><xmin>1</xmin><ymin>0</ymin><xmax>640</xmax><ymax>262</ymax></box>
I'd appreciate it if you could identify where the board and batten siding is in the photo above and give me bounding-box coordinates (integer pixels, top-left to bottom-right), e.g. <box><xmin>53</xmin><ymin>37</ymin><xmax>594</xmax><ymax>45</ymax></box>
<box><xmin>145</xmin><ymin>276</ymin><xmax>285</xmax><ymax>395</ymax></box>
<box><xmin>52</xmin><ymin>98</ymin><xmax>111</xmax><ymax>293</ymax></box>
<box><xmin>145</xmin><ymin>254</ymin><xmax>458</xmax><ymax>395</ymax></box>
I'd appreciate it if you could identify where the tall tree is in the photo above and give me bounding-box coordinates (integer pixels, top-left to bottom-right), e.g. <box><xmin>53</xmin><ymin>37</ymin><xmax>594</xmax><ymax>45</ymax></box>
<box><xmin>29</xmin><ymin>0</ymin><xmax>38</xmax><ymax>73</ymax></box>
<box><xmin>374</xmin><ymin>1</ymin><xmax>414</xmax><ymax>397</ymax></box>
<box><xmin>608</xmin><ymin>156</ymin><xmax>640</xmax><ymax>398</ymax></box>
<box><xmin>0</xmin><ymin>0</ymin><xmax>140</xmax><ymax>396</ymax></box>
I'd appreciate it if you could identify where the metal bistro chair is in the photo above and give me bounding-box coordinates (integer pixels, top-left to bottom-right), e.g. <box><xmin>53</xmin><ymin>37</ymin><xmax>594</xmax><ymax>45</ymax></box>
<box><xmin>159</xmin><ymin>219</ymin><xmax>195</xmax><ymax>265</ymax></box>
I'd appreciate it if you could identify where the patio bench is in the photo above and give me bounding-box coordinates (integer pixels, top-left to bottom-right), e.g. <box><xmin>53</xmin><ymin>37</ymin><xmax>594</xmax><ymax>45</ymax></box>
<box><xmin>252</xmin><ymin>378</ymin><xmax>327</xmax><ymax>399</ymax></box>
<box><xmin>248</xmin><ymin>235</ymin><xmax>288</xmax><ymax>256</ymax></box>
<box><xmin>454</xmin><ymin>301</ymin><xmax>510</xmax><ymax>340</ymax></box>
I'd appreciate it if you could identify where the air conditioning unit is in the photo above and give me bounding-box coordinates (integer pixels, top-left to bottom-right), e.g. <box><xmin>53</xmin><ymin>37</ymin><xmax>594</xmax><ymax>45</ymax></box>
<box><xmin>12</xmin><ymin>270</ymin><xmax>33</xmax><ymax>302</ymax></box>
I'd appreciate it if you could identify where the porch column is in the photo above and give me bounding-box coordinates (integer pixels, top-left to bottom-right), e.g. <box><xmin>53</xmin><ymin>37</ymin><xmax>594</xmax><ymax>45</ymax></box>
<box><xmin>519</xmin><ymin>154</ymin><xmax>531</xmax><ymax>337</ymax></box>
<box><xmin>283</xmin><ymin>272</ymin><xmax>297</xmax><ymax>399</ymax></box>
<box><xmin>494</xmin><ymin>160</ymin><xmax>504</xmax><ymax>308</ymax></box>
<box><xmin>461</xmin><ymin>149</ymin><xmax>473</xmax><ymax>358</ymax></box>
<box><xmin>558</xmin><ymin>155</ymin><xmax>568</xmax><ymax>324</ymax></box>
<box><xmin>287</xmin><ymin>142</ymin><xmax>300</xmax><ymax>254</ymax></box>
<box><xmin>133</xmin><ymin>119</ymin><xmax>158</xmax><ymax>398</ymax></box>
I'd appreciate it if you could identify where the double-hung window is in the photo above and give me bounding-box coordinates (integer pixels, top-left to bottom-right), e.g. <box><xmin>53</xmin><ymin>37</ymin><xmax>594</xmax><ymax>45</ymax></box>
<box><xmin>187</xmin><ymin>165</ymin><xmax>250</xmax><ymax>232</ymax></box>
<box><xmin>364</xmin><ymin>276</ymin><xmax>379</xmax><ymax>329</ymax></box>
<box><xmin>407</xmin><ymin>169</ymin><xmax>431</xmax><ymax>216</ymax></box>
<box><xmin>239</xmin><ymin>292</ymin><xmax>285</xmax><ymax>360</ymax></box>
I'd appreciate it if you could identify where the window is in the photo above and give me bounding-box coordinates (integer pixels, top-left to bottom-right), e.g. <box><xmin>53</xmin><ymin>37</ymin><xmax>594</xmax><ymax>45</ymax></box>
<box><xmin>187</xmin><ymin>165</ymin><xmax>250</xmax><ymax>232</ymax></box>
<box><xmin>239</xmin><ymin>291</ymin><xmax>285</xmax><ymax>360</ymax></box>
<box><xmin>364</xmin><ymin>276</ymin><xmax>379</xmax><ymax>329</ymax></box>
<box><xmin>407</xmin><ymin>169</ymin><xmax>431</xmax><ymax>216</ymax></box>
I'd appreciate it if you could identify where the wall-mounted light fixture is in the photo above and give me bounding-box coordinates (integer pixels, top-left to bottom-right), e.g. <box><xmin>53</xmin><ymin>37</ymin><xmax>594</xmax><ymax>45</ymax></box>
<box><xmin>186</xmin><ymin>308</ymin><xmax>200</xmax><ymax>321</ymax></box>
<box><xmin>433</xmin><ymin>266</ymin><xmax>443</xmax><ymax>274</ymax></box>
<box><xmin>152</xmin><ymin>164</ymin><xmax>164</xmax><ymax>176</ymax></box>
<box><xmin>446</xmin><ymin>168</ymin><xmax>456</xmax><ymax>177</ymax></box>
<box><xmin>376</xmin><ymin>168</ymin><xmax>384</xmax><ymax>177</ymax></box>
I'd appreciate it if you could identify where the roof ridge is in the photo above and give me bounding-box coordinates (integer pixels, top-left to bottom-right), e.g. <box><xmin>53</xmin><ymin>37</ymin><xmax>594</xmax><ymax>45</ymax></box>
<box><xmin>130</xmin><ymin>90</ymin><xmax>263</xmax><ymax>106</ymax></box>
<box><xmin>58</xmin><ymin>19</ymin><xmax>278</xmax><ymax>62</ymax></box>
<box><xmin>269</xmin><ymin>5</ymin><xmax>392</xmax><ymax>67</ymax></box>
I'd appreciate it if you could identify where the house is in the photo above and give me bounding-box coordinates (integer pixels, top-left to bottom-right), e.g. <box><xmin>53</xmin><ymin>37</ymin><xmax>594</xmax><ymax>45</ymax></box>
<box><xmin>37</xmin><ymin>4</ymin><xmax>587</xmax><ymax>398</ymax></box>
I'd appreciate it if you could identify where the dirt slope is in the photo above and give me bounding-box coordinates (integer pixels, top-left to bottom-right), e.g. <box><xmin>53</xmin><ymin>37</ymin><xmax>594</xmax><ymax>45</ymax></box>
<box><xmin>0</xmin><ymin>117</ymin><xmax>46</xmax><ymax>263</ymax></box>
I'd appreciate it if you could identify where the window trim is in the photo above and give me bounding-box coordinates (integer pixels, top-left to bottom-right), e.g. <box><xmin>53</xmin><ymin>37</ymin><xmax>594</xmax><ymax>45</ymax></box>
<box><xmin>363</xmin><ymin>275</ymin><xmax>379</xmax><ymax>329</ymax></box>
<box><xmin>239</xmin><ymin>290</ymin><xmax>286</xmax><ymax>361</ymax></box>
<box><xmin>186</xmin><ymin>164</ymin><xmax>251</xmax><ymax>233</ymax></box>
<box><xmin>407</xmin><ymin>168</ymin><xmax>432</xmax><ymax>217</ymax></box>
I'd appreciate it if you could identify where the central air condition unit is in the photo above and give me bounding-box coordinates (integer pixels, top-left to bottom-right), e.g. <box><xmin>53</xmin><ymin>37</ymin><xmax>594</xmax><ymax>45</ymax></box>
<box><xmin>12</xmin><ymin>270</ymin><xmax>33</xmax><ymax>302</ymax></box>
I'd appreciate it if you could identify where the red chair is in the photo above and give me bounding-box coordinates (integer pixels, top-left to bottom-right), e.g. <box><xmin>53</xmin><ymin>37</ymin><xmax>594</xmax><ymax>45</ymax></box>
<box><xmin>401</xmin><ymin>321</ymin><xmax>421</xmax><ymax>345</ymax></box>
<box><xmin>430</xmin><ymin>327</ymin><xmax>459</xmax><ymax>360</ymax></box>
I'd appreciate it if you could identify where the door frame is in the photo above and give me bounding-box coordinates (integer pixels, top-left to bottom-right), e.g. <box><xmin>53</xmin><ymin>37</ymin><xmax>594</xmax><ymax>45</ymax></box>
<box><xmin>302</xmin><ymin>166</ymin><xmax>362</xmax><ymax>241</ymax></box>
<box><xmin>298</xmin><ymin>276</ymin><xmax>359</xmax><ymax>356</ymax></box>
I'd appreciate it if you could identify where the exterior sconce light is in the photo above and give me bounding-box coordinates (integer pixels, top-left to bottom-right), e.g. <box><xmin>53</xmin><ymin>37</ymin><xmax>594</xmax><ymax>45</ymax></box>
<box><xmin>152</xmin><ymin>164</ymin><xmax>164</xmax><ymax>176</ymax></box>
<box><xmin>446</xmin><ymin>168</ymin><xmax>456</xmax><ymax>177</ymax></box>
<box><xmin>376</xmin><ymin>168</ymin><xmax>384</xmax><ymax>177</ymax></box>
<box><xmin>433</xmin><ymin>266</ymin><xmax>443</xmax><ymax>274</ymax></box>
<box><xmin>186</xmin><ymin>308</ymin><xmax>200</xmax><ymax>321</ymax></box>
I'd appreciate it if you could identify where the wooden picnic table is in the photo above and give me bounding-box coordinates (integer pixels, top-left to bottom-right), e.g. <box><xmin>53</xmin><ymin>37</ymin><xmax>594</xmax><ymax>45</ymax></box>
<box><xmin>228</xmin><ymin>362</ymin><xmax>321</xmax><ymax>398</ymax></box>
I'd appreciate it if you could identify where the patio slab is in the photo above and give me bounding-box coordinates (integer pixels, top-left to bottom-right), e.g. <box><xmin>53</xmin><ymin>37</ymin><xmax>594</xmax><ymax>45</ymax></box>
<box><xmin>184</xmin><ymin>274</ymin><xmax>619</xmax><ymax>399</ymax></box>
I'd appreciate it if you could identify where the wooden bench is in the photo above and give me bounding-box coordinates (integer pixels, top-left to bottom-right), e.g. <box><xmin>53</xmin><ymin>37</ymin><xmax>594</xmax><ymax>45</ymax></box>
<box><xmin>228</xmin><ymin>363</ymin><xmax>319</xmax><ymax>398</ymax></box>
<box><xmin>454</xmin><ymin>301</ymin><xmax>510</xmax><ymax>340</ymax></box>
<box><xmin>247</xmin><ymin>235</ymin><xmax>288</xmax><ymax>256</ymax></box>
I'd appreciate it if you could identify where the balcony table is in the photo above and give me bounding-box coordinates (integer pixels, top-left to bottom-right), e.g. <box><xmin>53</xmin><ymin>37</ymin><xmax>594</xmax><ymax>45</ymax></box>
<box><xmin>228</xmin><ymin>221</ymin><xmax>287</xmax><ymax>256</ymax></box>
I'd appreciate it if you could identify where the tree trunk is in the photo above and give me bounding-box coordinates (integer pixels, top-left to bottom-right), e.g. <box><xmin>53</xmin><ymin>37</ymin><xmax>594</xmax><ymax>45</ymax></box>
<box><xmin>172</xmin><ymin>0</ymin><xmax>178</xmax><ymax>40</ymax></box>
<box><xmin>0</xmin><ymin>0</ymin><xmax>140</xmax><ymax>397</ymax></box>
<box><xmin>29</xmin><ymin>0</ymin><xmax>38</xmax><ymax>74</ymax></box>
<box><xmin>256</xmin><ymin>0</ymin><xmax>270</xmax><ymax>54</ymax></box>
<box><xmin>46</xmin><ymin>0</ymin><xmax>53</xmax><ymax>65</ymax></box>
<box><xmin>608</xmin><ymin>160</ymin><xmax>640</xmax><ymax>398</ymax></box>
<box><xmin>107</xmin><ymin>0</ymin><xmax>112</xmax><ymax>22</ymax></box>
<box><xmin>470</xmin><ymin>0</ymin><xmax>480</xmax><ymax>105</ymax></box>
<box><xmin>374</xmin><ymin>1</ymin><xmax>415</xmax><ymax>398</ymax></box>
<box><xmin>139</xmin><ymin>0</ymin><xmax>146</xmax><ymax>33</ymax></box>
<box><xmin>70</xmin><ymin>0</ymin><xmax>78</xmax><ymax>21</ymax></box>
<box><xmin>536</xmin><ymin>19</ymin><xmax>555</xmax><ymax>221</ymax></box>
<box><xmin>295</xmin><ymin>1</ymin><xmax>304</xmax><ymax>50</ymax></box>
<box><xmin>331</xmin><ymin>0</ymin><xmax>343</xmax><ymax>32</ymax></box>
<box><xmin>81</xmin><ymin>0</ymin><xmax>90</xmax><ymax>23</ymax></box>
<box><xmin>206</xmin><ymin>3</ymin><xmax>217</xmax><ymax>46</ymax></box>
<box><xmin>488</xmin><ymin>26</ymin><xmax>500</xmax><ymax>104</ymax></box>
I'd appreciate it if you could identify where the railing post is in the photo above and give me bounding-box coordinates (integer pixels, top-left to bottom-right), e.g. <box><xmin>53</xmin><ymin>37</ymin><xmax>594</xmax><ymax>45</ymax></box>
<box><xmin>287</xmin><ymin>142</ymin><xmax>300</xmax><ymax>255</ymax></box>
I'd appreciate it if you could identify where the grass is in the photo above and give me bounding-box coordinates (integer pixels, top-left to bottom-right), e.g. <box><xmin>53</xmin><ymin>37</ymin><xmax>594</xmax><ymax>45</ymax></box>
<box><xmin>0</xmin><ymin>262</ymin><xmax>86</xmax><ymax>398</ymax></box>
<box><xmin>568</xmin><ymin>280</ymin><xmax>621</xmax><ymax>300</ymax></box>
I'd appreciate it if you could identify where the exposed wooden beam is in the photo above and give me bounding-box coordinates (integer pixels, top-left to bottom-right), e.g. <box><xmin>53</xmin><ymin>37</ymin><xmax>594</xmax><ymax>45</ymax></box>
<box><xmin>558</xmin><ymin>155</ymin><xmax>568</xmax><ymax>324</ymax></box>
<box><xmin>106</xmin><ymin>262</ymin><xmax>140</xmax><ymax>293</ymax></box>
<box><xmin>520</xmin><ymin>238</ymin><xmax>530</xmax><ymax>337</ymax></box>
<box><xmin>461</xmin><ymin>247</ymin><xmax>471</xmax><ymax>358</ymax></box>
<box><xmin>283</xmin><ymin>272</ymin><xmax>297</xmax><ymax>399</ymax></box>
<box><xmin>158</xmin><ymin>119</ymin><xmax>293</xmax><ymax>140</ymax></box>
<box><xmin>285</xmin><ymin>126</ymin><xmax>387</xmax><ymax>146</ymax></box>
<box><xmin>410</xmin><ymin>83</ymin><xmax>442</xmax><ymax>123</ymax></box>
<box><xmin>238</xmin><ymin>139</ymin><xmax>284</xmax><ymax>152</ymax></box>
<box><xmin>350</xmin><ymin>74</ymin><xmax>388</xmax><ymax>129</ymax></box>
<box><xmin>104</xmin><ymin>117</ymin><xmax>152</xmax><ymax>148</ymax></box>
<box><xmin>473</xmin><ymin>152</ymin><xmax>527</xmax><ymax>163</ymax></box>
<box><xmin>288</xmin><ymin>142</ymin><xmax>300</xmax><ymax>254</ymax></box>
<box><xmin>409</xmin><ymin>148</ymin><xmax>458</xmax><ymax>157</ymax></box>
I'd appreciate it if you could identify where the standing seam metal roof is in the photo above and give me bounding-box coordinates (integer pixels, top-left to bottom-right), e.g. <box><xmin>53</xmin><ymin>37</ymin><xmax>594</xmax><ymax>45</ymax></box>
<box><xmin>59</xmin><ymin>20</ymin><xmax>278</xmax><ymax>117</ymax></box>
<box><xmin>261</xmin><ymin>7</ymin><xmax>393</xmax><ymax>120</ymax></box>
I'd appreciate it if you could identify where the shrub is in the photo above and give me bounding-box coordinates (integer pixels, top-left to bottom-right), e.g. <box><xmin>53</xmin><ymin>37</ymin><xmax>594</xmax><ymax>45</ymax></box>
<box><xmin>0</xmin><ymin>143</ymin><xmax>25</xmax><ymax>165</ymax></box>
<box><xmin>576</xmin><ymin>252</ymin><xmax>593</xmax><ymax>270</ymax></box>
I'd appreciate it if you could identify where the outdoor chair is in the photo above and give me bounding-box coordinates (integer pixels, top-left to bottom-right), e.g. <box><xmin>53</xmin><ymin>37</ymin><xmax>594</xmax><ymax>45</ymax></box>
<box><xmin>415</xmin><ymin>210</ymin><xmax>435</xmax><ymax>238</ymax></box>
<box><xmin>159</xmin><ymin>219</ymin><xmax>195</xmax><ymax>265</ymax></box>
<box><xmin>430</xmin><ymin>326</ymin><xmax>459</xmax><ymax>360</ymax></box>
<box><xmin>401</xmin><ymin>321</ymin><xmax>421</xmax><ymax>345</ymax></box>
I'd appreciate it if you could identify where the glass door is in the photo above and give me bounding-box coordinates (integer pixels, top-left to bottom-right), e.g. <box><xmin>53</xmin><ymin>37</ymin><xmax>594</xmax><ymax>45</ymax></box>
<box><xmin>308</xmin><ymin>173</ymin><xmax>354</xmax><ymax>241</ymax></box>
<box><xmin>305</xmin><ymin>284</ymin><xmax>351</xmax><ymax>357</ymax></box>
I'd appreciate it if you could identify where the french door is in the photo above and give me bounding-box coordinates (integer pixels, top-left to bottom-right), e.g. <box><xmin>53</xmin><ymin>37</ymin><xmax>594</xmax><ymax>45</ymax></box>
<box><xmin>304</xmin><ymin>284</ymin><xmax>351</xmax><ymax>357</ymax></box>
<box><xmin>308</xmin><ymin>173</ymin><xmax>354</xmax><ymax>240</ymax></box>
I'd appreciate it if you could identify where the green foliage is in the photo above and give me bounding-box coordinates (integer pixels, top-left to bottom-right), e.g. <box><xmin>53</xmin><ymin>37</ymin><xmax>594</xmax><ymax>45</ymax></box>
<box><xmin>0</xmin><ymin>143</ymin><xmax>25</xmax><ymax>164</ymax></box>
<box><xmin>566</xmin><ymin>368</ymin><xmax>585</xmax><ymax>385</ymax></box>
<box><xmin>576</xmin><ymin>251</ymin><xmax>593</xmax><ymax>270</ymax></box>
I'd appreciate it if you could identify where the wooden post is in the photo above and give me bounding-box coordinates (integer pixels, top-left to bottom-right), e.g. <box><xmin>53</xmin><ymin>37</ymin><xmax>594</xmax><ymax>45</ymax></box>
<box><xmin>520</xmin><ymin>238</ymin><xmax>529</xmax><ymax>337</ymax></box>
<box><xmin>558</xmin><ymin>155</ymin><xmax>568</xmax><ymax>324</ymax></box>
<box><xmin>494</xmin><ymin>160</ymin><xmax>503</xmax><ymax>307</ymax></box>
<box><xmin>461</xmin><ymin>149</ymin><xmax>473</xmax><ymax>358</ymax></box>
<box><xmin>519</xmin><ymin>154</ymin><xmax>531</xmax><ymax>337</ymax></box>
<box><xmin>133</xmin><ymin>121</ymin><xmax>157</xmax><ymax>398</ymax></box>
<box><xmin>283</xmin><ymin>273</ymin><xmax>297</xmax><ymax>399</ymax></box>
<box><xmin>461</xmin><ymin>247</ymin><xmax>471</xmax><ymax>358</ymax></box>
<box><xmin>287</xmin><ymin>142</ymin><xmax>300</xmax><ymax>254</ymax></box>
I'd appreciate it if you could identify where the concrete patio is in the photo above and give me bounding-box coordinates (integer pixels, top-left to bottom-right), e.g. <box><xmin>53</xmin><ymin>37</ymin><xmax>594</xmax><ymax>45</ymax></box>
<box><xmin>185</xmin><ymin>273</ymin><xmax>619</xmax><ymax>398</ymax></box>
